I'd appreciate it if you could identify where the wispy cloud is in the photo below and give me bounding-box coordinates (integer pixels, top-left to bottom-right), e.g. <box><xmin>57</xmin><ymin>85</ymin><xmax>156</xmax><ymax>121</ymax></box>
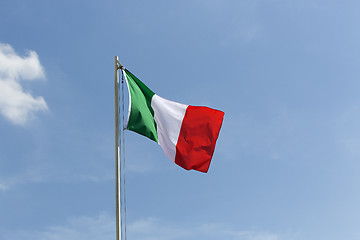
<box><xmin>128</xmin><ymin>218</ymin><xmax>286</xmax><ymax>240</ymax></box>
<box><xmin>0</xmin><ymin>43</ymin><xmax>48</xmax><ymax>125</ymax></box>
<box><xmin>0</xmin><ymin>167</ymin><xmax>115</xmax><ymax>192</ymax></box>
<box><xmin>0</xmin><ymin>169</ymin><xmax>45</xmax><ymax>192</ymax></box>
<box><xmin>0</xmin><ymin>214</ymin><xmax>296</xmax><ymax>240</ymax></box>
<box><xmin>0</xmin><ymin>213</ymin><xmax>114</xmax><ymax>240</ymax></box>
<box><xmin>227</xmin><ymin>230</ymin><xmax>280</xmax><ymax>240</ymax></box>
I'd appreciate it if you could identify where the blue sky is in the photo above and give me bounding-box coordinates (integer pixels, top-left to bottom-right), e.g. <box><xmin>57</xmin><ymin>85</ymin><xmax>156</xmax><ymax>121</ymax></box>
<box><xmin>1</xmin><ymin>0</ymin><xmax>360</xmax><ymax>239</ymax></box>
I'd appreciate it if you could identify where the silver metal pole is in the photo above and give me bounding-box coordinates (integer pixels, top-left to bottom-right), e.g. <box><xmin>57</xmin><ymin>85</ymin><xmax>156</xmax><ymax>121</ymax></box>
<box><xmin>114</xmin><ymin>56</ymin><xmax>121</xmax><ymax>240</ymax></box>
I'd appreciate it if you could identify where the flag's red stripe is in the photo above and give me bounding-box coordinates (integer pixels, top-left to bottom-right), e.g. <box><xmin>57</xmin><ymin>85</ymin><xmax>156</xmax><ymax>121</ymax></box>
<box><xmin>175</xmin><ymin>106</ymin><xmax>224</xmax><ymax>173</ymax></box>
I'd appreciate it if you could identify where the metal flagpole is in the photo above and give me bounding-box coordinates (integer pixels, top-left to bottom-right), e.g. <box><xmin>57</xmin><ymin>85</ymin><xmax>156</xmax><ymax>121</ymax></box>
<box><xmin>114</xmin><ymin>56</ymin><xmax>122</xmax><ymax>240</ymax></box>
<box><xmin>115</xmin><ymin>56</ymin><xmax>127</xmax><ymax>240</ymax></box>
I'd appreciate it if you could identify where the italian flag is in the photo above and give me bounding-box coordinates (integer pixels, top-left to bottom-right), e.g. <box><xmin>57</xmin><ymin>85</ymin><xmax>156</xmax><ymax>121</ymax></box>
<box><xmin>123</xmin><ymin>69</ymin><xmax>224</xmax><ymax>173</ymax></box>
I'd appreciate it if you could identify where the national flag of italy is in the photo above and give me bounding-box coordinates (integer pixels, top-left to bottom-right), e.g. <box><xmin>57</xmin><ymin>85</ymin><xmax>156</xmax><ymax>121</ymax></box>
<box><xmin>122</xmin><ymin>69</ymin><xmax>224</xmax><ymax>173</ymax></box>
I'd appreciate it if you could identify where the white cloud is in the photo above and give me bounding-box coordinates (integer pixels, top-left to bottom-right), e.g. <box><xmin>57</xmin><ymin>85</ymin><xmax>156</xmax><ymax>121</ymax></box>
<box><xmin>0</xmin><ymin>214</ymin><xmax>297</xmax><ymax>240</ymax></box>
<box><xmin>0</xmin><ymin>43</ymin><xmax>48</xmax><ymax>125</ymax></box>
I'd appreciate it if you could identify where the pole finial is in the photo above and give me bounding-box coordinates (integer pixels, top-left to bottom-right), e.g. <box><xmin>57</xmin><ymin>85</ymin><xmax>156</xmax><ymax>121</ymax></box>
<box><xmin>114</xmin><ymin>56</ymin><xmax>124</xmax><ymax>70</ymax></box>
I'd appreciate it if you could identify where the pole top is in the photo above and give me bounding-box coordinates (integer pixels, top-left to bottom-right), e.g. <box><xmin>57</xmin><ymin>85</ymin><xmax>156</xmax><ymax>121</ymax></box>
<box><xmin>115</xmin><ymin>56</ymin><xmax>124</xmax><ymax>70</ymax></box>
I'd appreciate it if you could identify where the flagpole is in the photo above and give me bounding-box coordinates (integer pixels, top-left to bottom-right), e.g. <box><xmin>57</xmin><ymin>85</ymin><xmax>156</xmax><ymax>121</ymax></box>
<box><xmin>114</xmin><ymin>56</ymin><xmax>121</xmax><ymax>240</ymax></box>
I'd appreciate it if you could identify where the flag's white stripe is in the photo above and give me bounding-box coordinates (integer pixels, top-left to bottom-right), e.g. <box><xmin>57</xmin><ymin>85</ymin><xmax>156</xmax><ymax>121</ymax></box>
<box><xmin>151</xmin><ymin>94</ymin><xmax>188</xmax><ymax>161</ymax></box>
<box><xmin>122</xmin><ymin>69</ymin><xmax>131</xmax><ymax>129</ymax></box>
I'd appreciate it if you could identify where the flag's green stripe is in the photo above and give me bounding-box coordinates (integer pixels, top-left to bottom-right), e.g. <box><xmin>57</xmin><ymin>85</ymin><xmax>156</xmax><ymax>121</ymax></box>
<box><xmin>124</xmin><ymin>69</ymin><xmax>158</xmax><ymax>142</ymax></box>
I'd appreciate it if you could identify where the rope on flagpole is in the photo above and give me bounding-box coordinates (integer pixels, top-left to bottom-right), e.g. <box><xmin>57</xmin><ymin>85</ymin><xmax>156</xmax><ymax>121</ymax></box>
<box><xmin>114</xmin><ymin>56</ymin><xmax>121</xmax><ymax>240</ymax></box>
<box><xmin>120</xmin><ymin>68</ymin><xmax>127</xmax><ymax>240</ymax></box>
<box><xmin>118</xmin><ymin>70</ymin><xmax>124</xmax><ymax>240</ymax></box>
<box><xmin>118</xmin><ymin>67</ymin><xmax>123</xmax><ymax>240</ymax></box>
